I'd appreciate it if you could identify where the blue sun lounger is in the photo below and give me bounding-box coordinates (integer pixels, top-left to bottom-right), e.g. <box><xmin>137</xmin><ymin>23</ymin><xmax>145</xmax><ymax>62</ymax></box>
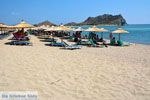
<box><xmin>10</xmin><ymin>41</ymin><xmax>32</xmax><ymax>46</ymax></box>
<box><xmin>45</xmin><ymin>38</ymin><xmax>58</xmax><ymax>42</ymax></box>
<box><xmin>49</xmin><ymin>42</ymin><xmax>66</xmax><ymax>47</ymax></box>
<box><xmin>63</xmin><ymin>42</ymin><xmax>82</xmax><ymax>50</ymax></box>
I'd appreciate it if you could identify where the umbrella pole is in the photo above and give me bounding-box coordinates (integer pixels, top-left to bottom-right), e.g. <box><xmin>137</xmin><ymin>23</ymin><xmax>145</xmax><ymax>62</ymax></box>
<box><xmin>2</xmin><ymin>28</ymin><xmax>3</xmax><ymax>34</ymax></box>
<box><xmin>119</xmin><ymin>33</ymin><xmax>121</xmax><ymax>41</ymax></box>
<box><xmin>101</xmin><ymin>32</ymin><xmax>103</xmax><ymax>38</ymax></box>
<box><xmin>22</xmin><ymin>28</ymin><xmax>24</xmax><ymax>33</ymax></box>
<box><xmin>4</xmin><ymin>28</ymin><xmax>5</xmax><ymax>34</ymax></box>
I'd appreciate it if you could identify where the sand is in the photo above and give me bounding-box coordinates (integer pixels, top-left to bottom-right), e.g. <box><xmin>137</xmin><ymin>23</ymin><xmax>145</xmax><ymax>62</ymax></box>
<box><xmin>0</xmin><ymin>35</ymin><xmax>150</xmax><ymax>100</ymax></box>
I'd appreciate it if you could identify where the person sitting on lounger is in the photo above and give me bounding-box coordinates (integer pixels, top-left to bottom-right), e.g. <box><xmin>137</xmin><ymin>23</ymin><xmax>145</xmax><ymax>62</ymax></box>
<box><xmin>102</xmin><ymin>39</ymin><xmax>108</xmax><ymax>47</ymax></box>
<box><xmin>110</xmin><ymin>37</ymin><xmax>116</xmax><ymax>45</ymax></box>
<box><xmin>92</xmin><ymin>37</ymin><xmax>99</xmax><ymax>45</ymax></box>
<box><xmin>99</xmin><ymin>37</ymin><xmax>103</xmax><ymax>42</ymax></box>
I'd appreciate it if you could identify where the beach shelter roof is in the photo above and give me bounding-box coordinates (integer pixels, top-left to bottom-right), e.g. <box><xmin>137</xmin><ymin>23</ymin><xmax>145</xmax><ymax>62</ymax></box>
<box><xmin>0</xmin><ymin>24</ymin><xmax>15</xmax><ymax>29</ymax></box>
<box><xmin>14</xmin><ymin>20</ymin><xmax>35</xmax><ymax>28</ymax></box>
<box><xmin>84</xmin><ymin>26</ymin><xmax>108</xmax><ymax>32</ymax></box>
<box><xmin>0</xmin><ymin>24</ymin><xmax>7</xmax><ymax>28</ymax></box>
<box><xmin>100</xmin><ymin>28</ymin><xmax>109</xmax><ymax>32</ymax></box>
<box><xmin>74</xmin><ymin>27</ymin><xmax>84</xmax><ymax>31</ymax></box>
<box><xmin>32</xmin><ymin>27</ymin><xmax>43</xmax><ymax>30</ymax></box>
<box><xmin>45</xmin><ymin>26</ymin><xmax>56</xmax><ymax>31</ymax></box>
<box><xmin>54</xmin><ymin>25</ymin><xmax>72</xmax><ymax>31</ymax></box>
<box><xmin>112</xmin><ymin>28</ymin><xmax>129</xmax><ymax>33</ymax></box>
<box><xmin>111</xmin><ymin>28</ymin><xmax>129</xmax><ymax>41</ymax></box>
<box><xmin>5</xmin><ymin>25</ymin><xmax>15</xmax><ymax>29</ymax></box>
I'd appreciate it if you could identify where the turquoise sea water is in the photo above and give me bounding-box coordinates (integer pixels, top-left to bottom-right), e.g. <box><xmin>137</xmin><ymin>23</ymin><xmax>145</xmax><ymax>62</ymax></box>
<box><xmin>73</xmin><ymin>24</ymin><xmax>150</xmax><ymax>45</ymax></box>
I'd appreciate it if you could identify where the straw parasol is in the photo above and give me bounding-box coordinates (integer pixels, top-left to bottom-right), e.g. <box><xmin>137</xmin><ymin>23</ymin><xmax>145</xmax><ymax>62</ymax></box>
<box><xmin>74</xmin><ymin>27</ymin><xmax>84</xmax><ymax>31</ymax></box>
<box><xmin>85</xmin><ymin>26</ymin><xmax>108</xmax><ymax>38</ymax></box>
<box><xmin>99</xmin><ymin>28</ymin><xmax>108</xmax><ymax>38</ymax></box>
<box><xmin>6</xmin><ymin>25</ymin><xmax>15</xmax><ymax>29</ymax></box>
<box><xmin>0</xmin><ymin>24</ymin><xmax>6</xmax><ymax>34</ymax></box>
<box><xmin>84</xmin><ymin>26</ymin><xmax>101</xmax><ymax>32</ymax></box>
<box><xmin>112</xmin><ymin>28</ymin><xmax>129</xmax><ymax>40</ymax></box>
<box><xmin>85</xmin><ymin>26</ymin><xmax>108</xmax><ymax>32</ymax></box>
<box><xmin>54</xmin><ymin>25</ymin><xmax>72</xmax><ymax>31</ymax></box>
<box><xmin>0</xmin><ymin>24</ymin><xmax>7</xmax><ymax>28</ymax></box>
<box><xmin>45</xmin><ymin>26</ymin><xmax>56</xmax><ymax>31</ymax></box>
<box><xmin>14</xmin><ymin>20</ymin><xmax>35</xmax><ymax>28</ymax></box>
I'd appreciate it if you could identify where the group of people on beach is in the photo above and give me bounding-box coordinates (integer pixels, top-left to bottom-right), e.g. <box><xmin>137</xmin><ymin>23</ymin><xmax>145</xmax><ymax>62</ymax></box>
<box><xmin>29</xmin><ymin>29</ymin><xmax>114</xmax><ymax>46</ymax></box>
<box><xmin>9</xmin><ymin>27</ymin><xmax>130</xmax><ymax>47</ymax></box>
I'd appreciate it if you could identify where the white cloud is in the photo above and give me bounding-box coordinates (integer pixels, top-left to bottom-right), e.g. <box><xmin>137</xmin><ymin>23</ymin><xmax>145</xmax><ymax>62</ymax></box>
<box><xmin>11</xmin><ymin>12</ymin><xmax>19</xmax><ymax>16</ymax></box>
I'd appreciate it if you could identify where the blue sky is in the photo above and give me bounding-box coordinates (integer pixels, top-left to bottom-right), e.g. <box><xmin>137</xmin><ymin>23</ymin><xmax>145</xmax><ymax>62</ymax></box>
<box><xmin>0</xmin><ymin>0</ymin><xmax>150</xmax><ymax>25</ymax></box>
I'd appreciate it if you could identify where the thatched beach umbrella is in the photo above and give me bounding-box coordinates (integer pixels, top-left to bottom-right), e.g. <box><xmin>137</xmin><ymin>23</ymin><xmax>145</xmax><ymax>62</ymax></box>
<box><xmin>0</xmin><ymin>24</ymin><xmax>7</xmax><ymax>34</ymax></box>
<box><xmin>6</xmin><ymin>25</ymin><xmax>15</xmax><ymax>29</ymax></box>
<box><xmin>99</xmin><ymin>28</ymin><xmax>108</xmax><ymax>38</ymax></box>
<box><xmin>45</xmin><ymin>26</ymin><xmax>56</xmax><ymax>31</ymax></box>
<box><xmin>54</xmin><ymin>25</ymin><xmax>72</xmax><ymax>31</ymax></box>
<box><xmin>74</xmin><ymin>27</ymin><xmax>84</xmax><ymax>32</ymax></box>
<box><xmin>0</xmin><ymin>24</ymin><xmax>7</xmax><ymax>28</ymax></box>
<box><xmin>84</xmin><ymin>26</ymin><xmax>102</xmax><ymax>32</ymax></box>
<box><xmin>14</xmin><ymin>20</ymin><xmax>35</xmax><ymax>28</ymax></box>
<box><xmin>3</xmin><ymin>25</ymin><xmax>15</xmax><ymax>34</ymax></box>
<box><xmin>85</xmin><ymin>26</ymin><xmax>108</xmax><ymax>38</ymax></box>
<box><xmin>13</xmin><ymin>20</ymin><xmax>35</xmax><ymax>35</ymax></box>
<box><xmin>112</xmin><ymin>28</ymin><xmax>129</xmax><ymax>40</ymax></box>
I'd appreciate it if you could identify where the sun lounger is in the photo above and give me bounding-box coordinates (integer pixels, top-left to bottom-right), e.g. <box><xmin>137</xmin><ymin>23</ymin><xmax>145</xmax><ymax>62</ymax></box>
<box><xmin>110</xmin><ymin>39</ymin><xmax>116</xmax><ymax>45</ymax></box>
<box><xmin>78</xmin><ymin>39</ymin><xmax>91</xmax><ymax>45</ymax></box>
<box><xmin>69</xmin><ymin>37</ymin><xmax>75</xmax><ymax>42</ymax></box>
<box><xmin>38</xmin><ymin>35</ymin><xmax>51</xmax><ymax>39</ymax></box>
<box><xmin>12</xmin><ymin>33</ymin><xmax>30</xmax><ymax>41</ymax></box>
<box><xmin>62</xmin><ymin>36</ymin><xmax>71</xmax><ymax>39</ymax></box>
<box><xmin>0</xmin><ymin>33</ymin><xmax>11</xmax><ymax>39</ymax></box>
<box><xmin>62</xmin><ymin>42</ymin><xmax>82</xmax><ymax>50</ymax></box>
<box><xmin>117</xmin><ymin>40</ymin><xmax>130</xmax><ymax>46</ymax></box>
<box><xmin>44</xmin><ymin>38</ymin><xmax>58</xmax><ymax>42</ymax></box>
<box><xmin>89</xmin><ymin>39</ymin><xmax>103</xmax><ymax>48</ymax></box>
<box><xmin>10</xmin><ymin>41</ymin><xmax>32</xmax><ymax>46</ymax></box>
<box><xmin>49</xmin><ymin>42</ymin><xmax>66</xmax><ymax>47</ymax></box>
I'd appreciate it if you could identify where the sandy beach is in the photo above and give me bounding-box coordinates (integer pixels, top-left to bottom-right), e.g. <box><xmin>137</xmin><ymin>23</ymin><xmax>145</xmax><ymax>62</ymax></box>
<box><xmin>0</xmin><ymin>35</ymin><xmax>150</xmax><ymax>100</ymax></box>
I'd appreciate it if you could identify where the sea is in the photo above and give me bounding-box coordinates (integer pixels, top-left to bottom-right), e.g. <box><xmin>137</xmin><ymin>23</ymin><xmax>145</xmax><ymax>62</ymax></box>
<box><xmin>72</xmin><ymin>24</ymin><xmax>150</xmax><ymax>45</ymax></box>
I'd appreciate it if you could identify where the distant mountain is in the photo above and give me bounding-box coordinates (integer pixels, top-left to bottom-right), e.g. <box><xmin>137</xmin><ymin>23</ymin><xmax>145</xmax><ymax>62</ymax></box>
<box><xmin>0</xmin><ymin>23</ymin><xmax>5</xmax><ymax>25</ymax></box>
<box><xmin>65</xmin><ymin>22</ymin><xmax>78</xmax><ymax>26</ymax></box>
<box><xmin>65</xmin><ymin>14</ymin><xmax>127</xmax><ymax>26</ymax></box>
<box><xmin>34</xmin><ymin>20</ymin><xmax>56</xmax><ymax>26</ymax></box>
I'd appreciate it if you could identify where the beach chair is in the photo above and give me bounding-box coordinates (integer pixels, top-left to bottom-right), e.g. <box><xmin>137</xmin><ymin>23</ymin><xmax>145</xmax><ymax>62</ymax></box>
<box><xmin>69</xmin><ymin>37</ymin><xmax>75</xmax><ymax>42</ymax></box>
<box><xmin>108</xmin><ymin>39</ymin><xmax>118</xmax><ymax>46</ymax></box>
<box><xmin>38</xmin><ymin>35</ymin><xmax>51</xmax><ymax>39</ymax></box>
<box><xmin>110</xmin><ymin>39</ymin><xmax>116</xmax><ymax>45</ymax></box>
<box><xmin>117</xmin><ymin>40</ymin><xmax>130</xmax><ymax>46</ymax></box>
<box><xmin>44</xmin><ymin>38</ymin><xmax>58</xmax><ymax>42</ymax></box>
<box><xmin>78</xmin><ymin>39</ymin><xmax>92</xmax><ymax>46</ymax></box>
<box><xmin>62</xmin><ymin>42</ymin><xmax>82</xmax><ymax>50</ymax></box>
<box><xmin>49</xmin><ymin>41</ymin><xmax>66</xmax><ymax>47</ymax></box>
<box><xmin>89</xmin><ymin>39</ymin><xmax>103</xmax><ymax>48</ymax></box>
<box><xmin>12</xmin><ymin>33</ymin><xmax>30</xmax><ymax>41</ymax></box>
<box><xmin>10</xmin><ymin>41</ymin><xmax>33</xmax><ymax>46</ymax></box>
<box><xmin>0</xmin><ymin>33</ymin><xmax>11</xmax><ymax>40</ymax></box>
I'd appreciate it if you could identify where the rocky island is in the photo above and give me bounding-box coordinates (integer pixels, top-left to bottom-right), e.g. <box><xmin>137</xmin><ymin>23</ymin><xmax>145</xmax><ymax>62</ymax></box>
<box><xmin>34</xmin><ymin>20</ymin><xmax>56</xmax><ymax>27</ymax></box>
<box><xmin>35</xmin><ymin>14</ymin><xmax>127</xmax><ymax>26</ymax></box>
<box><xmin>65</xmin><ymin>14</ymin><xmax>127</xmax><ymax>26</ymax></box>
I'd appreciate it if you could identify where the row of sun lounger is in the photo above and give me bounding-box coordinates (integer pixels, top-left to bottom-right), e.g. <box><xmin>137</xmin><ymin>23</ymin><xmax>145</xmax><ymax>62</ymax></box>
<box><xmin>0</xmin><ymin>33</ymin><xmax>11</xmax><ymax>40</ymax></box>
<box><xmin>6</xmin><ymin>32</ymin><xmax>131</xmax><ymax>49</ymax></box>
